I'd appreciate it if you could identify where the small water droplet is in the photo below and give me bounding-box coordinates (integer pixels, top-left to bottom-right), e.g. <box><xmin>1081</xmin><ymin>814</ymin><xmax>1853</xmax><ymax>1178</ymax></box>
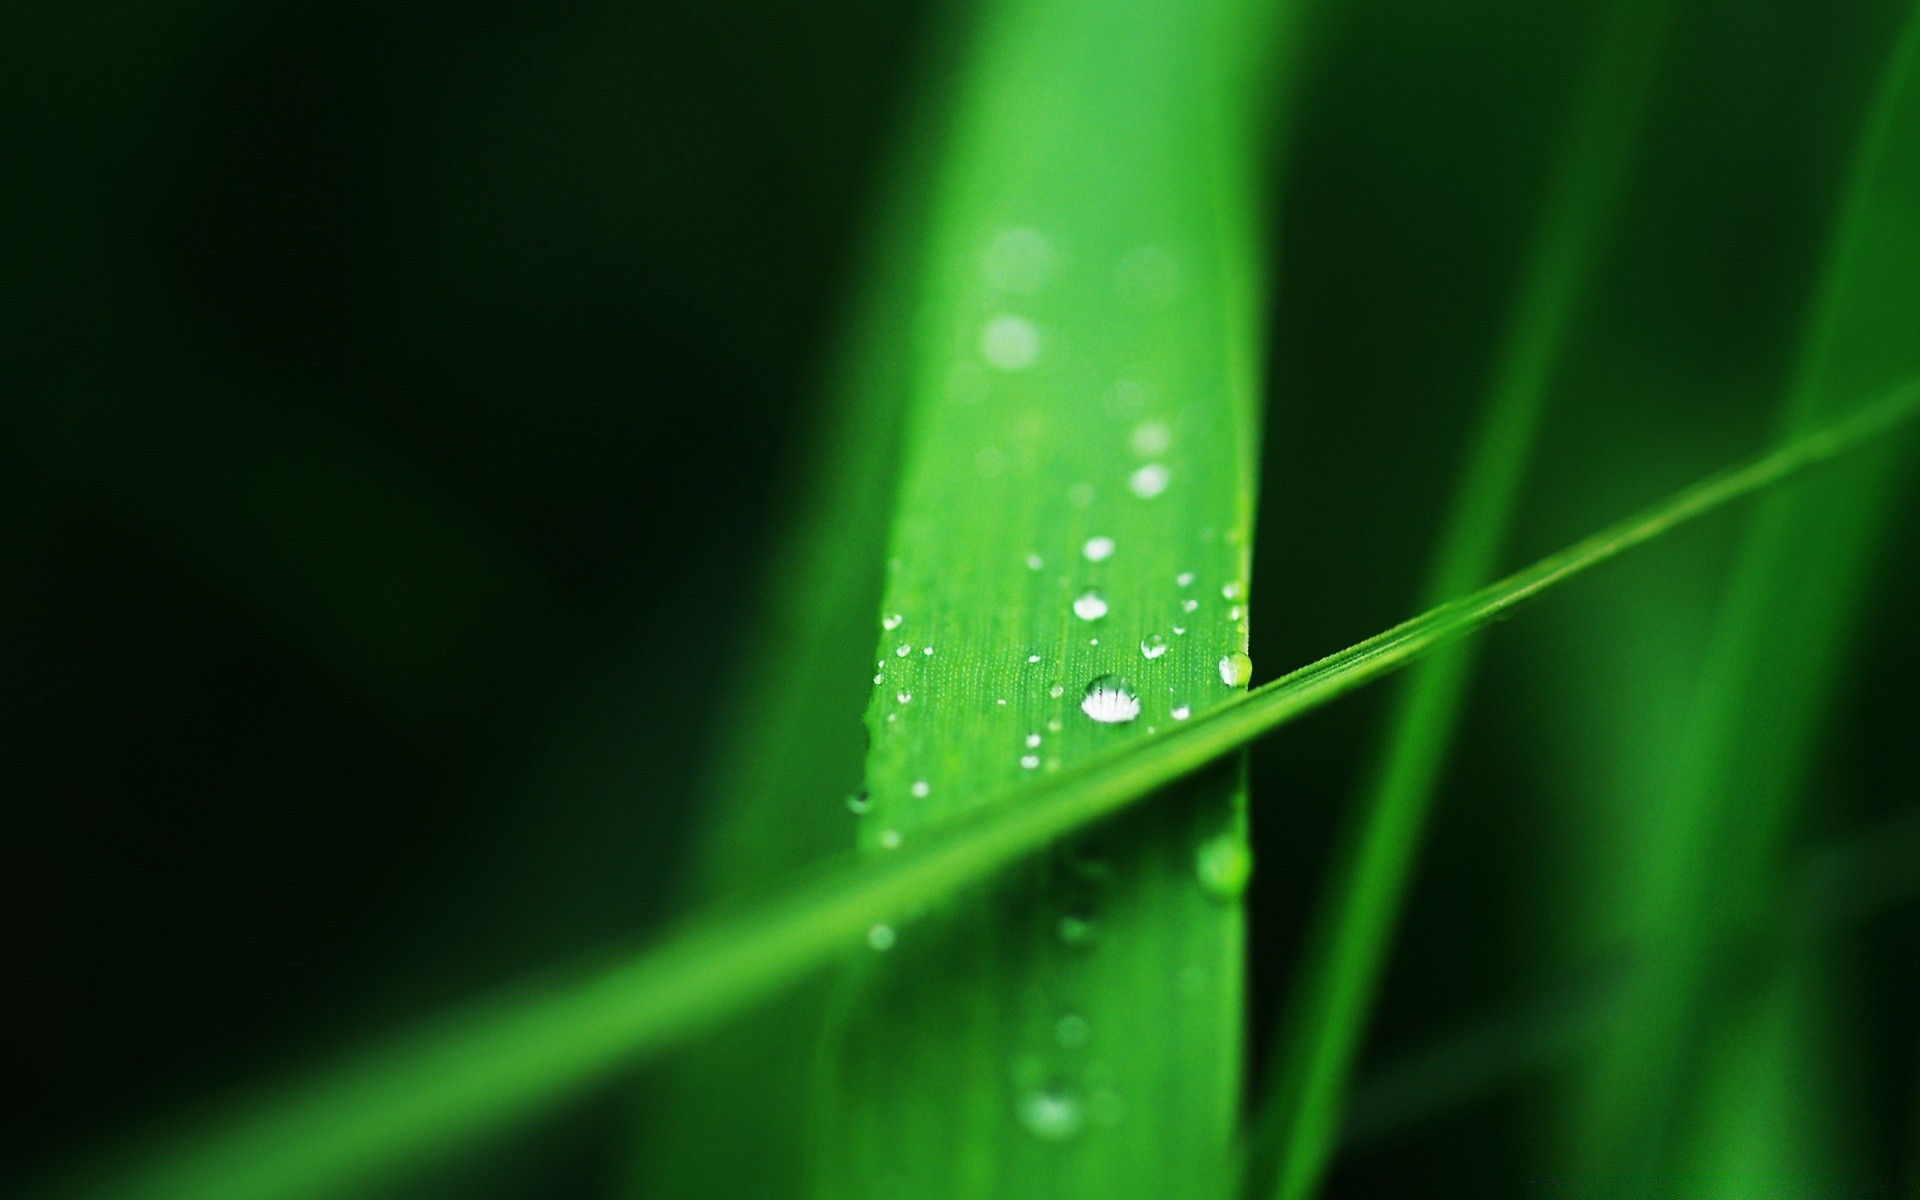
<box><xmin>1054</xmin><ymin>1014</ymin><xmax>1090</xmax><ymax>1048</ymax></box>
<box><xmin>1080</xmin><ymin>675</ymin><xmax>1141</xmax><ymax>724</ymax></box>
<box><xmin>1195</xmin><ymin>833</ymin><xmax>1252</xmax><ymax>900</ymax></box>
<box><xmin>879</xmin><ymin>829</ymin><xmax>902</xmax><ymax>850</ymax></box>
<box><xmin>873</xmin><ymin>672</ymin><xmax>884</xmax><ymax>685</ymax></box>
<box><xmin>1171</xmin><ymin>704</ymin><xmax>1191</xmax><ymax>721</ymax></box>
<box><xmin>996</xmin><ymin>697</ymin><xmax>1008</xmax><ymax>706</ymax></box>
<box><xmin>1017</xmin><ymin>1087</ymin><xmax>1085</xmax><ymax>1142</ymax></box>
<box><xmin>1222</xmin><ymin>581</ymin><xmax>1243</xmax><ymax>600</ymax></box>
<box><xmin>1175</xmin><ymin>571</ymin><xmax>1196</xmax><ymax>587</ymax></box>
<box><xmin>1131</xmin><ymin>419</ymin><xmax>1172</xmax><ymax>457</ymax></box>
<box><xmin>1181</xmin><ymin>598</ymin><xmax>1199</xmax><ymax>613</ymax></box>
<box><xmin>1219</xmin><ymin>652</ymin><xmax>1253</xmax><ymax>687</ymax></box>
<box><xmin>1026</xmin><ymin>553</ymin><xmax>1045</xmax><ymax>570</ymax></box>
<box><xmin>1047</xmin><ymin>717</ymin><xmax>1064</xmax><ymax>732</ymax></box>
<box><xmin>881</xmin><ymin>612</ymin><xmax>903</xmax><ymax>631</ymax></box>
<box><xmin>1129</xmin><ymin>463</ymin><xmax>1169</xmax><ymax>498</ymax></box>
<box><xmin>1082</xmin><ymin>536</ymin><xmax>1115</xmax><ymax>562</ymax></box>
<box><xmin>1049</xmin><ymin>682</ymin><xmax>1066</xmax><ymax>699</ymax></box>
<box><xmin>1073</xmin><ymin>590</ymin><xmax>1108</xmax><ymax>621</ymax></box>
<box><xmin>895</xmin><ymin>643</ymin><xmax>912</xmax><ymax>657</ymax></box>
<box><xmin>1027</xmin><ymin>653</ymin><xmax>1042</xmax><ymax>664</ymax></box>
<box><xmin>982</xmin><ymin>314</ymin><xmax>1040</xmax><ymax>370</ymax></box>
<box><xmin>923</xmin><ymin>645</ymin><xmax>935</xmax><ymax>656</ymax></box>
<box><xmin>983</xmin><ymin>227</ymin><xmax>1055</xmax><ymax>294</ymax></box>
<box><xmin>1025</xmin><ymin>733</ymin><xmax>1042</xmax><ymax>748</ymax></box>
<box><xmin>846</xmin><ymin>789</ymin><xmax>871</xmax><ymax>815</ymax></box>
<box><xmin>1020</xmin><ymin>754</ymin><xmax>1041</xmax><ymax>770</ymax></box>
<box><xmin>896</xmin><ymin>690</ymin><xmax>912</xmax><ymax>705</ymax></box>
<box><xmin>910</xmin><ymin>780</ymin><xmax>931</xmax><ymax>798</ymax></box>
<box><xmin>1139</xmin><ymin>633</ymin><xmax>1168</xmax><ymax>660</ymax></box>
<box><xmin>1172</xmin><ymin>624</ymin><xmax>1187</xmax><ymax>636</ymax></box>
<box><xmin>1057</xmin><ymin>914</ymin><xmax>1098</xmax><ymax>947</ymax></box>
<box><xmin>867</xmin><ymin>924</ymin><xmax>897</xmax><ymax>951</ymax></box>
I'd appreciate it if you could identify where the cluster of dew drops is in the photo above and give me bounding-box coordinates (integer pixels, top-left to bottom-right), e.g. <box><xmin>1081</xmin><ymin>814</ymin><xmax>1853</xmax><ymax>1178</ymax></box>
<box><xmin>850</xmin><ymin>227</ymin><xmax>1261</xmax><ymax>1143</ymax></box>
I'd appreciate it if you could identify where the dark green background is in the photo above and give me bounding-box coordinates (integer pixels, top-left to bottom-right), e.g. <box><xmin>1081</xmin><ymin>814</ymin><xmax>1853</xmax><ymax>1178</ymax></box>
<box><xmin>6</xmin><ymin>0</ymin><xmax>1916</xmax><ymax>1194</ymax></box>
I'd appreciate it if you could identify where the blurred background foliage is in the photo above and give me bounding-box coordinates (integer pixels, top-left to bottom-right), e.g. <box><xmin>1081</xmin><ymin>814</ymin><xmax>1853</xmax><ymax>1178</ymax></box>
<box><xmin>5</xmin><ymin>0</ymin><xmax>1917</xmax><ymax>1195</ymax></box>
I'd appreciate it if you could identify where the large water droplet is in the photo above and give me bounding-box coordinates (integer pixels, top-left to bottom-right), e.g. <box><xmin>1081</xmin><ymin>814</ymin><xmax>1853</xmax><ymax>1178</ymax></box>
<box><xmin>1017</xmin><ymin>1087</ymin><xmax>1085</xmax><ymax>1142</ymax></box>
<box><xmin>1140</xmin><ymin>633</ymin><xmax>1168</xmax><ymax>660</ymax></box>
<box><xmin>1129</xmin><ymin>463</ymin><xmax>1169</xmax><ymax>498</ymax></box>
<box><xmin>1219</xmin><ymin>652</ymin><xmax>1253</xmax><ymax>687</ymax></box>
<box><xmin>1081</xmin><ymin>675</ymin><xmax>1142</xmax><ymax>724</ymax></box>
<box><xmin>1073</xmin><ymin>590</ymin><xmax>1109</xmax><ymax>621</ymax></box>
<box><xmin>982</xmin><ymin>315</ymin><xmax>1040</xmax><ymax>370</ymax></box>
<box><xmin>1195</xmin><ymin>833</ymin><xmax>1252</xmax><ymax>900</ymax></box>
<box><xmin>1082</xmin><ymin>535</ymin><xmax>1115</xmax><ymax>562</ymax></box>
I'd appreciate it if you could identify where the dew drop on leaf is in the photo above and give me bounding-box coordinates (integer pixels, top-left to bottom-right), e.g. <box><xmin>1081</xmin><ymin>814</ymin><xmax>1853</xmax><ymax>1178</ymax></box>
<box><xmin>1140</xmin><ymin>633</ymin><xmax>1168</xmax><ymax>660</ymax></box>
<box><xmin>1020</xmin><ymin>754</ymin><xmax>1041</xmax><ymax>770</ymax></box>
<box><xmin>1171</xmin><ymin>704</ymin><xmax>1192</xmax><ymax>721</ymax></box>
<box><xmin>910</xmin><ymin>780</ymin><xmax>931</xmax><ymax>798</ymax></box>
<box><xmin>845</xmin><ymin>789</ymin><xmax>871</xmax><ymax>815</ymax></box>
<box><xmin>867</xmin><ymin>924</ymin><xmax>897</xmax><ymax>952</ymax></box>
<box><xmin>881</xmin><ymin>612</ymin><xmax>903</xmax><ymax>631</ymax></box>
<box><xmin>1017</xmin><ymin>1087</ymin><xmax>1085</xmax><ymax>1142</ymax></box>
<box><xmin>1195</xmin><ymin>833</ymin><xmax>1252</xmax><ymax>900</ymax></box>
<box><xmin>1080</xmin><ymin>675</ymin><xmax>1141</xmax><ymax>724</ymax></box>
<box><xmin>1129</xmin><ymin>463</ymin><xmax>1169</xmax><ymax>498</ymax></box>
<box><xmin>1083</xmin><ymin>535</ymin><xmax>1116</xmax><ymax>562</ymax></box>
<box><xmin>1219</xmin><ymin>652</ymin><xmax>1253</xmax><ymax>687</ymax></box>
<box><xmin>1073</xmin><ymin>589</ymin><xmax>1109</xmax><ymax>621</ymax></box>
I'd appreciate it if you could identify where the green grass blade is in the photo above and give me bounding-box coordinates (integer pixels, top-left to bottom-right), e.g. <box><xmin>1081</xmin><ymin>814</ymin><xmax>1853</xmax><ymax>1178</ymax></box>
<box><xmin>1247</xmin><ymin>2</ymin><xmax>1673</xmax><ymax>1194</ymax></box>
<box><xmin>1573</xmin><ymin>1</ymin><xmax>1920</xmax><ymax>1176</ymax></box>
<box><xmin>60</xmin><ymin>379</ymin><xmax>1920</xmax><ymax>1200</ymax></box>
<box><xmin>808</xmin><ymin>0</ymin><xmax>1279</xmax><ymax>1191</ymax></box>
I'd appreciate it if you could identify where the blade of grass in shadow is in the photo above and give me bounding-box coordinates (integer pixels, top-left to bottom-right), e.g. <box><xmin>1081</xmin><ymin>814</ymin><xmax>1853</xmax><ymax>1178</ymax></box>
<box><xmin>1245</xmin><ymin>2</ymin><xmax>1674</xmax><ymax>1195</ymax></box>
<box><xmin>626</xmin><ymin>9</ymin><xmax>967</xmax><ymax>1197</ymax></box>
<box><xmin>804</xmin><ymin>0</ymin><xmax>1286</xmax><ymax>1191</ymax></box>
<box><xmin>55</xmin><ymin>379</ymin><xmax>1920</xmax><ymax>1200</ymax></box>
<box><xmin>1573</xmin><ymin>1</ymin><xmax>1920</xmax><ymax>1178</ymax></box>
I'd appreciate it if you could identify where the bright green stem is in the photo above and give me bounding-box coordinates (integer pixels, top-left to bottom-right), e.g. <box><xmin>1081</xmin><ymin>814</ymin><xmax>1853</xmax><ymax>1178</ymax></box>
<box><xmin>1249</xmin><ymin>2</ymin><xmax>1674</xmax><ymax>1195</ymax></box>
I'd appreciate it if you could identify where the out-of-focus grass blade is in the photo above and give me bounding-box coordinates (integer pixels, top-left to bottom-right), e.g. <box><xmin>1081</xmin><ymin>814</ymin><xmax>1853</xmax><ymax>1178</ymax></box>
<box><xmin>1573</xmin><ymin>0</ymin><xmax>1920</xmax><ymax>1179</ymax></box>
<box><xmin>808</xmin><ymin>0</ymin><xmax>1280</xmax><ymax>1192</ymax></box>
<box><xmin>627</xmin><ymin>15</ymin><xmax>964</xmax><ymax>1197</ymax></box>
<box><xmin>59</xmin><ymin>379</ymin><xmax>1920</xmax><ymax>1200</ymax></box>
<box><xmin>1246</xmin><ymin>2</ymin><xmax>1673</xmax><ymax>1194</ymax></box>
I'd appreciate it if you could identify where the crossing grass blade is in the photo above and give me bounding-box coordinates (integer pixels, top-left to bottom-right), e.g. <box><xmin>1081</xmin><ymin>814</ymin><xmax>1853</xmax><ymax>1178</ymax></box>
<box><xmin>54</xmin><ymin>376</ymin><xmax>1920</xmax><ymax>1200</ymax></box>
<box><xmin>805</xmin><ymin>0</ymin><xmax>1282</xmax><ymax>1193</ymax></box>
<box><xmin>1246</xmin><ymin>2</ymin><xmax>1674</xmax><ymax>1194</ymax></box>
<box><xmin>1571</xmin><ymin>0</ymin><xmax>1920</xmax><ymax>1179</ymax></box>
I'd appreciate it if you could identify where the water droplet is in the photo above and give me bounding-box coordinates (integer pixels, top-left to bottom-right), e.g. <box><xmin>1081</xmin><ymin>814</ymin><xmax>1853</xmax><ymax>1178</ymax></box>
<box><xmin>1080</xmin><ymin>676</ymin><xmax>1141</xmax><ymax>724</ymax></box>
<box><xmin>983</xmin><ymin>227</ymin><xmax>1055</xmax><ymax>294</ymax></box>
<box><xmin>1057</xmin><ymin>914</ymin><xmax>1098</xmax><ymax>947</ymax></box>
<box><xmin>1195</xmin><ymin>833</ymin><xmax>1253</xmax><ymax>900</ymax></box>
<box><xmin>982</xmin><ymin>315</ymin><xmax>1040</xmax><ymax>370</ymax></box>
<box><xmin>996</xmin><ymin>697</ymin><xmax>1008</xmax><ymax>706</ymax></box>
<box><xmin>1049</xmin><ymin>682</ymin><xmax>1066</xmax><ymax>699</ymax></box>
<box><xmin>923</xmin><ymin>645</ymin><xmax>935</xmax><ymax>656</ymax></box>
<box><xmin>1181</xmin><ymin>598</ymin><xmax>1199</xmax><ymax>613</ymax></box>
<box><xmin>1222</xmin><ymin>581</ymin><xmax>1244</xmax><ymax>600</ymax></box>
<box><xmin>879</xmin><ymin>829</ymin><xmax>902</xmax><ymax>850</ymax></box>
<box><xmin>895</xmin><ymin>643</ymin><xmax>912</xmax><ymax>657</ymax></box>
<box><xmin>881</xmin><ymin>612</ymin><xmax>903</xmax><ymax>631</ymax></box>
<box><xmin>873</xmin><ymin>672</ymin><xmax>884</xmax><ymax>685</ymax></box>
<box><xmin>910</xmin><ymin>780</ymin><xmax>931</xmax><ymax>798</ymax></box>
<box><xmin>1131</xmin><ymin>419</ymin><xmax>1172</xmax><ymax>457</ymax></box>
<box><xmin>1026</xmin><ymin>553</ymin><xmax>1045</xmax><ymax>571</ymax></box>
<box><xmin>1027</xmin><ymin>653</ymin><xmax>1042</xmax><ymax>664</ymax></box>
<box><xmin>1047</xmin><ymin>717</ymin><xmax>1064</xmax><ymax>733</ymax></box>
<box><xmin>846</xmin><ymin>789</ymin><xmax>871</xmax><ymax>815</ymax></box>
<box><xmin>1054</xmin><ymin>1014</ymin><xmax>1091</xmax><ymax>1048</ymax></box>
<box><xmin>1082</xmin><ymin>535</ymin><xmax>1115</xmax><ymax>562</ymax></box>
<box><xmin>1020</xmin><ymin>754</ymin><xmax>1041</xmax><ymax>770</ymax></box>
<box><xmin>1176</xmin><ymin>571</ymin><xmax>1196</xmax><ymax>587</ymax></box>
<box><xmin>1017</xmin><ymin>1087</ymin><xmax>1085</xmax><ymax>1142</ymax></box>
<box><xmin>1171</xmin><ymin>704</ymin><xmax>1191</xmax><ymax>721</ymax></box>
<box><xmin>1025</xmin><ymin>733</ymin><xmax>1042</xmax><ymax>748</ymax></box>
<box><xmin>867</xmin><ymin>924</ymin><xmax>897</xmax><ymax>951</ymax></box>
<box><xmin>1073</xmin><ymin>590</ymin><xmax>1109</xmax><ymax>621</ymax></box>
<box><xmin>896</xmin><ymin>691</ymin><xmax>912</xmax><ymax>705</ymax></box>
<box><xmin>1139</xmin><ymin>633</ymin><xmax>1168</xmax><ymax>660</ymax></box>
<box><xmin>1172</xmin><ymin>624</ymin><xmax>1187</xmax><ymax>636</ymax></box>
<box><xmin>1129</xmin><ymin>464</ymin><xmax>1169</xmax><ymax>498</ymax></box>
<box><xmin>1219</xmin><ymin>652</ymin><xmax>1253</xmax><ymax>687</ymax></box>
<box><xmin>1228</xmin><ymin>605</ymin><xmax>1245</xmax><ymax>621</ymax></box>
